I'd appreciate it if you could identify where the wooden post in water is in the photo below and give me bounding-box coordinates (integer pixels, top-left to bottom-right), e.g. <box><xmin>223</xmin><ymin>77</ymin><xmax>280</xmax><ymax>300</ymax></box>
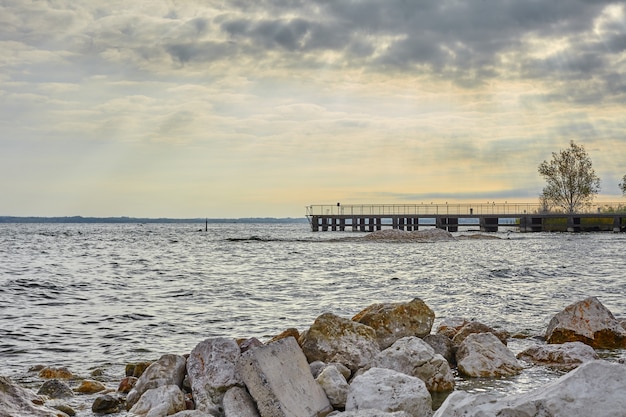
<box><xmin>205</xmin><ymin>218</ymin><xmax>208</xmax><ymax>232</ymax></box>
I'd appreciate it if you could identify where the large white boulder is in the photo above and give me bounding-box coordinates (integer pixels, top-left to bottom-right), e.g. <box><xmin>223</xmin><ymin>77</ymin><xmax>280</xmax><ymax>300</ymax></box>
<box><xmin>128</xmin><ymin>384</ymin><xmax>186</xmax><ymax>417</ymax></box>
<box><xmin>126</xmin><ymin>354</ymin><xmax>187</xmax><ymax>410</ymax></box>
<box><xmin>372</xmin><ymin>336</ymin><xmax>454</xmax><ymax>392</ymax></box>
<box><xmin>186</xmin><ymin>337</ymin><xmax>243</xmax><ymax>415</ymax></box>
<box><xmin>517</xmin><ymin>341</ymin><xmax>599</xmax><ymax>370</ymax></box>
<box><xmin>545</xmin><ymin>297</ymin><xmax>626</xmax><ymax>348</ymax></box>
<box><xmin>456</xmin><ymin>333</ymin><xmax>522</xmax><ymax>377</ymax></box>
<box><xmin>346</xmin><ymin>367</ymin><xmax>432</xmax><ymax>417</ymax></box>
<box><xmin>0</xmin><ymin>376</ymin><xmax>61</xmax><ymax>417</ymax></box>
<box><xmin>238</xmin><ymin>336</ymin><xmax>333</xmax><ymax>417</ymax></box>
<box><xmin>434</xmin><ymin>360</ymin><xmax>626</xmax><ymax>417</ymax></box>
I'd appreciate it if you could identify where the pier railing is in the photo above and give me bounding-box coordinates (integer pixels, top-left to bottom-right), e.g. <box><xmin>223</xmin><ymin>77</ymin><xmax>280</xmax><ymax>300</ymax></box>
<box><xmin>306</xmin><ymin>202</ymin><xmax>626</xmax><ymax>217</ymax></box>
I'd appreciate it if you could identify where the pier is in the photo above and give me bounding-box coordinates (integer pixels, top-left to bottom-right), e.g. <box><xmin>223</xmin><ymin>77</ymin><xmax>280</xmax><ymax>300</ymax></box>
<box><xmin>306</xmin><ymin>203</ymin><xmax>626</xmax><ymax>233</ymax></box>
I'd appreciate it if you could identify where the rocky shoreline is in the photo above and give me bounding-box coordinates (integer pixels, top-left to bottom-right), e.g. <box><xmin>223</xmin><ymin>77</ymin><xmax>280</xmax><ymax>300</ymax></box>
<box><xmin>2</xmin><ymin>296</ymin><xmax>626</xmax><ymax>417</ymax></box>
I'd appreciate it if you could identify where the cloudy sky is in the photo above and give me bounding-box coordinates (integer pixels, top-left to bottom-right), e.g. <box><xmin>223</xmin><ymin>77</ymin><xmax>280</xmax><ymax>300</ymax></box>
<box><xmin>1</xmin><ymin>0</ymin><xmax>625</xmax><ymax>218</ymax></box>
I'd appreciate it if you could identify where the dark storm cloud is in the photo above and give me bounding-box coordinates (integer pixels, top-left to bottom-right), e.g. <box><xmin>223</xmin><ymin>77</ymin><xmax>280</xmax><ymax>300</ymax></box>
<box><xmin>3</xmin><ymin>0</ymin><xmax>623</xmax><ymax>101</ymax></box>
<box><xmin>201</xmin><ymin>0</ymin><xmax>624</xmax><ymax>100</ymax></box>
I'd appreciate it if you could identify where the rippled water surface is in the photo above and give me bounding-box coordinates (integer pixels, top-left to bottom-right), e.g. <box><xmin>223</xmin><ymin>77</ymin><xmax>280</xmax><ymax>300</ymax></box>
<box><xmin>1</xmin><ymin>223</ymin><xmax>625</xmax><ymax>412</ymax></box>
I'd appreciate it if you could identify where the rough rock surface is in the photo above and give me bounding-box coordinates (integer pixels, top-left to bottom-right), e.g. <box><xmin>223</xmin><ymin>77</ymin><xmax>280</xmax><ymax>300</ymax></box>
<box><xmin>0</xmin><ymin>376</ymin><xmax>61</xmax><ymax>417</ymax></box>
<box><xmin>92</xmin><ymin>394</ymin><xmax>122</xmax><ymax>414</ymax></box>
<box><xmin>186</xmin><ymin>337</ymin><xmax>243</xmax><ymax>415</ymax></box>
<box><xmin>456</xmin><ymin>333</ymin><xmax>523</xmax><ymax>377</ymax></box>
<box><xmin>268</xmin><ymin>327</ymin><xmax>300</xmax><ymax>344</ymax></box>
<box><xmin>75</xmin><ymin>379</ymin><xmax>106</xmax><ymax>394</ymax></box>
<box><xmin>222</xmin><ymin>386</ymin><xmax>260</xmax><ymax>417</ymax></box>
<box><xmin>38</xmin><ymin>366</ymin><xmax>73</xmax><ymax>379</ymax></box>
<box><xmin>329</xmin><ymin>411</ymin><xmax>411</xmax><ymax>417</ymax></box>
<box><xmin>345</xmin><ymin>367</ymin><xmax>432</xmax><ymax>417</ymax></box>
<box><xmin>128</xmin><ymin>384</ymin><xmax>186</xmax><ymax>417</ymax></box>
<box><xmin>423</xmin><ymin>334</ymin><xmax>455</xmax><ymax>365</ymax></box>
<box><xmin>434</xmin><ymin>360</ymin><xmax>626</xmax><ymax>417</ymax></box>
<box><xmin>517</xmin><ymin>341</ymin><xmax>599</xmax><ymax>370</ymax></box>
<box><xmin>239</xmin><ymin>336</ymin><xmax>333</xmax><ymax>417</ymax></box>
<box><xmin>299</xmin><ymin>312</ymin><xmax>380</xmax><ymax>373</ymax></box>
<box><xmin>545</xmin><ymin>296</ymin><xmax>626</xmax><ymax>348</ymax></box>
<box><xmin>316</xmin><ymin>364</ymin><xmax>350</xmax><ymax>409</ymax></box>
<box><xmin>436</xmin><ymin>317</ymin><xmax>470</xmax><ymax>339</ymax></box>
<box><xmin>372</xmin><ymin>337</ymin><xmax>454</xmax><ymax>392</ymax></box>
<box><xmin>126</xmin><ymin>354</ymin><xmax>187</xmax><ymax>410</ymax></box>
<box><xmin>37</xmin><ymin>379</ymin><xmax>74</xmax><ymax>399</ymax></box>
<box><xmin>352</xmin><ymin>298</ymin><xmax>435</xmax><ymax>349</ymax></box>
<box><xmin>451</xmin><ymin>321</ymin><xmax>509</xmax><ymax>346</ymax></box>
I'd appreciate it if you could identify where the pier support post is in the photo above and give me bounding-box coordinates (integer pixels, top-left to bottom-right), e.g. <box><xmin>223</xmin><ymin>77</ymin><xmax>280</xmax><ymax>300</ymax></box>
<box><xmin>567</xmin><ymin>217</ymin><xmax>581</xmax><ymax>232</ymax></box>
<box><xmin>311</xmin><ymin>216</ymin><xmax>319</xmax><ymax>232</ymax></box>
<box><xmin>480</xmin><ymin>217</ymin><xmax>498</xmax><ymax>232</ymax></box>
<box><xmin>446</xmin><ymin>217</ymin><xmax>458</xmax><ymax>232</ymax></box>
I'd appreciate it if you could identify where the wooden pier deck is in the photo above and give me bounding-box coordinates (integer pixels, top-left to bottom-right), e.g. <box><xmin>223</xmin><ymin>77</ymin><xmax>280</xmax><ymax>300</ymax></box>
<box><xmin>306</xmin><ymin>203</ymin><xmax>626</xmax><ymax>233</ymax></box>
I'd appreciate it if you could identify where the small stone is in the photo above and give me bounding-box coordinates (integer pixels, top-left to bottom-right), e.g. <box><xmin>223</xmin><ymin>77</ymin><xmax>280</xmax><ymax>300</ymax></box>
<box><xmin>48</xmin><ymin>401</ymin><xmax>76</xmax><ymax>416</ymax></box>
<box><xmin>316</xmin><ymin>365</ymin><xmax>349</xmax><ymax>409</ymax></box>
<box><xmin>309</xmin><ymin>361</ymin><xmax>327</xmax><ymax>379</ymax></box>
<box><xmin>92</xmin><ymin>394</ymin><xmax>121</xmax><ymax>414</ymax></box>
<box><xmin>38</xmin><ymin>367</ymin><xmax>73</xmax><ymax>379</ymax></box>
<box><xmin>125</xmin><ymin>361</ymin><xmax>153</xmax><ymax>378</ymax></box>
<box><xmin>117</xmin><ymin>376</ymin><xmax>137</xmax><ymax>394</ymax></box>
<box><xmin>37</xmin><ymin>379</ymin><xmax>74</xmax><ymax>399</ymax></box>
<box><xmin>75</xmin><ymin>379</ymin><xmax>106</xmax><ymax>394</ymax></box>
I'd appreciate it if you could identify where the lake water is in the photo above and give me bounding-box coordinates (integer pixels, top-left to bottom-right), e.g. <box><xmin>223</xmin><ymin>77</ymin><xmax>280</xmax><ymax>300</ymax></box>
<box><xmin>1</xmin><ymin>223</ymin><xmax>625</xmax><ymax>414</ymax></box>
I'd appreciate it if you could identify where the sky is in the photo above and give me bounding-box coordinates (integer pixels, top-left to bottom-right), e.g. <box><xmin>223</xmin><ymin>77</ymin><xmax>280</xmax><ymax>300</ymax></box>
<box><xmin>1</xmin><ymin>0</ymin><xmax>625</xmax><ymax>218</ymax></box>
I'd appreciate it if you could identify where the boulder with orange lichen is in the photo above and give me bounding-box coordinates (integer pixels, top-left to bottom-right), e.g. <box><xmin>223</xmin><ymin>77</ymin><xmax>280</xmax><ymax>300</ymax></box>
<box><xmin>299</xmin><ymin>312</ymin><xmax>380</xmax><ymax>373</ymax></box>
<box><xmin>352</xmin><ymin>298</ymin><xmax>435</xmax><ymax>349</ymax></box>
<box><xmin>545</xmin><ymin>297</ymin><xmax>626</xmax><ymax>349</ymax></box>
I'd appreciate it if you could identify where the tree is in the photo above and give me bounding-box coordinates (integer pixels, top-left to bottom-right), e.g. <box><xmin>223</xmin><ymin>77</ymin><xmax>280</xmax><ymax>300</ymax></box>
<box><xmin>620</xmin><ymin>174</ymin><xmax>626</xmax><ymax>196</ymax></box>
<box><xmin>538</xmin><ymin>140</ymin><xmax>600</xmax><ymax>213</ymax></box>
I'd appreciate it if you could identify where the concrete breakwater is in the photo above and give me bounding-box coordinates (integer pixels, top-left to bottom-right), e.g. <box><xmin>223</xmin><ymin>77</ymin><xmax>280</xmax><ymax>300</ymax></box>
<box><xmin>2</xmin><ymin>296</ymin><xmax>626</xmax><ymax>417</ymax></box>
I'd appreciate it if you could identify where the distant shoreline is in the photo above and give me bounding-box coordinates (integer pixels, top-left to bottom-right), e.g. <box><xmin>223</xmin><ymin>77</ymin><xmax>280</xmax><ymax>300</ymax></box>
<box><xmin>0</xmin><ymin>216</ymin><xmax>309</xmax><ymax>224</ymax></box>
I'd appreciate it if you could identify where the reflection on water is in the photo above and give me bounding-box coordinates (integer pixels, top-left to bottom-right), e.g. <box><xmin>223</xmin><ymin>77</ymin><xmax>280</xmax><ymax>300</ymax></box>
<box><xmin>1</xmin><ymin>223</ymin><xmax>625</xmax><ymax>401</ymax></box>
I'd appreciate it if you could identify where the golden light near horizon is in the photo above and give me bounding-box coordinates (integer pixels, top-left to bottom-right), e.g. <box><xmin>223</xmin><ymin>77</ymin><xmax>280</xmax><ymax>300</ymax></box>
<box><xmin>1</xmin><ymin>1</ymin><xmax>625</xmax><ymax>218</ymax></box>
